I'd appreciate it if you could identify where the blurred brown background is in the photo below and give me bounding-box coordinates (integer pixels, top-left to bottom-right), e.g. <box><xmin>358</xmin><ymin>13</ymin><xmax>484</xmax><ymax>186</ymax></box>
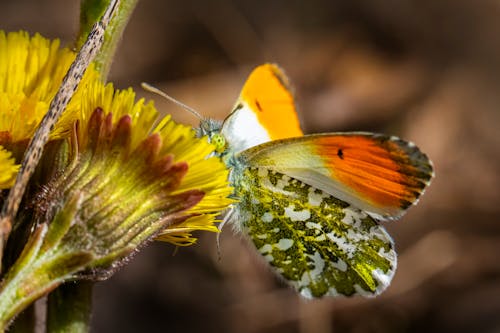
<box><xmin>2</xmin><ymin>0</ymin><xmax>500</xmax><ymax>332</ymax></box>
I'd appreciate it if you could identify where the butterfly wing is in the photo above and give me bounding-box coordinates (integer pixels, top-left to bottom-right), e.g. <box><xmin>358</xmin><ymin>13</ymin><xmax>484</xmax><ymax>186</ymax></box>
<box><xmin>221</xmin><ymin>63</ymin><xmax>303</xmax><ymax>154</ymax></box>
<box><xmin>230</xmin><ymin>166</ymin><xmax>396</xmax><ymax>298</ymax></box>
<box><xmin>221</xmin><ymin>65</ymin><xmax>433</xmax><ymax>298</ymax></box>
<box><xmin>237</xmin><ymin>132</ymin><xmax>433</xmax><ymax>220</ymax></box>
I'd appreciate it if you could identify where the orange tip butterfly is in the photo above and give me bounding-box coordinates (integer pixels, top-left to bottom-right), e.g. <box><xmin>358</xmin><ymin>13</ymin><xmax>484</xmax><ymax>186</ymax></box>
<box><xmin>149</xmin><ymin>64</ymin><xmax>434</xmax><ymax>298</ymax></box>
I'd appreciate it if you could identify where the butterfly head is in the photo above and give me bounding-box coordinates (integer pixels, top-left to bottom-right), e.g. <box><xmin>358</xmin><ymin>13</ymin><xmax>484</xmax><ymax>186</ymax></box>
<box><xmin>197</xmin><ymin>117</ymin><xmax>229</xmax><ymax>156</ymax></box>
<box><xmin>210</xmin><ymin>133</ymin><xmax>227</xmax><ymax>154</ymax></box>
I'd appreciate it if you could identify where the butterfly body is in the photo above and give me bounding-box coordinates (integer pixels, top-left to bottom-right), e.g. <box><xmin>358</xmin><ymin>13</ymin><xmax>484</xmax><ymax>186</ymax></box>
<box><xmin>200</xmin><ymin>64</ymin><xmax>433</xmax><ymax>298</ymax></box>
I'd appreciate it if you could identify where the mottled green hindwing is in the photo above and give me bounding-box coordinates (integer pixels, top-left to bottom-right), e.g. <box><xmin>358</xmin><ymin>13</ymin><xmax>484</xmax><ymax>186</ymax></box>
<box><xmin>231</xmin><ymin>167</ymin><xmax>396</xmax><ymax>298</ymax></box>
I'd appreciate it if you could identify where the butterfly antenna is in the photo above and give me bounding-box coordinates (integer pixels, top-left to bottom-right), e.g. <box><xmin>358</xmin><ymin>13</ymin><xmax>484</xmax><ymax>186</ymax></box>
<box><xmin>141</xmin><ymin>82</ymin><xmax>204</xmax><ymax>120</ymax></box>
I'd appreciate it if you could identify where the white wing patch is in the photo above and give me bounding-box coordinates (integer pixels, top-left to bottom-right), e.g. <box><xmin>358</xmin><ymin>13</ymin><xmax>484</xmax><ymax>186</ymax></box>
<box><xmin>221</xmin><ymin>102</ymin><xmax>271</xmax><ymax>154</ymax></box>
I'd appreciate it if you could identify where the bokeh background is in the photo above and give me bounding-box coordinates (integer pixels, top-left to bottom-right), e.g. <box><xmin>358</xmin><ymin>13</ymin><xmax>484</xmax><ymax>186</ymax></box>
<box><xmin>2</xmin><ymin>0</ymin><xmax>500</xmax><ymax>332</ymax></box>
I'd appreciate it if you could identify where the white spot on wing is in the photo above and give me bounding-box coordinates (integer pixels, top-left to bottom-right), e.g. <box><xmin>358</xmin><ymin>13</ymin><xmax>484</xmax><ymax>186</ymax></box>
<box><xmin>300</xmin><ymin>272</ymin><xmax>311</xmax><ymax>286</ymax></box>
<box><xmin>284</xmin><ymin>205</ymin><xmax>311</xmax><ymax>221</ymax></box>
<box><xmin>372</xmin><ymin>268</ymin><xmax>391</xmax><ymax>288</ymax></box>
<box><xmin>326</xmin><ymin>287</ymin><xmax>339</xmax><ymax>297</ymax></box>
<box><xmin>326</xmin><ymin>232</ymin><xmax>356</xmax><ymax>258</ymax></box>
<box><xmin>308</xmin><ymin>189</ymin><xmax>325</xmax><ymax>206</ymax></box>
<box><xmin>261</xmin><ymin>212</ymin><xmax>273</xmax><ymax>222</ymax></box>
<box><xmin>259</xmin><ymin>244</ymin><xmax>272</xmax><ymax>254</ymax></box>
<box><xmin>315</xmin><ymin>234</ymin><xmax>326</xmax><ymax>241</ymax></box>
<box><xmin>341</xmin><ymin>208</ymin><xmax>366</xmax><ymax>226</ymax></box>
<box><xmin>331</xmin><ymin>258</ymin><xmax>348</xmax><ymax>272</ymax></box>
<box><xmin>307</xmin><ymin>251</ymin><xmax>325</xmax><ymax>279</ymax></box>
<box><xmin>276</xmin><ymin>175</ymin><xmax>291</xmax><ymax>189</ymax></box>
<box><xmin>305</xmin><ymin>222</ymin><xmax>322</xmax><ymax>230</ymax></box>
<box><xmin>257</xmin><ymin>168</ymin><xmax>268</xmax><ymax>178</ymax></box>
<box><xmin>378</xmin><ymin>245</ymin><xmax>396</xmax><ymax>262</ymax></box>
<box><xmin>276</xmin><ymin>238</ymin><xmax>294</xmax><ymax>250</ymax></box>
<box><xmin>300</xmin><ymin>288</ymin><xmax>313</xmax><ymax>299</ymax></box>
<box><xmin>263</xmin><ymin>254</ymin><xmax>274</xmax><ymax>262</ymax></box>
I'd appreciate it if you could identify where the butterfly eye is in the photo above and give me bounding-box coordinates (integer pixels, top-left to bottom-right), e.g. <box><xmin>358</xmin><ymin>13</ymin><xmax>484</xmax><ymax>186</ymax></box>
<box><xmin>211</xmin><ymin>133</ymin><xmax>227</xmax><ymax>153</ymax></box>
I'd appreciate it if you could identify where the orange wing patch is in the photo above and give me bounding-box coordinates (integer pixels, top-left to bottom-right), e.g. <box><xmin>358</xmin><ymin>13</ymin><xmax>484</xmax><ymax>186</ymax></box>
<box><xmin>239</xmin><ymin>64</ymin><xmax>303</xmax><ymax>140</ymax></box>
<box><xmin>239</xmin><ymin>133</ymin><xmax>433</xmax><ymax>219</ymax></box>
<box><xmin>315</xmin><ymin>135</ymin><xmax>432</xmax><ymax>211</ymax></box>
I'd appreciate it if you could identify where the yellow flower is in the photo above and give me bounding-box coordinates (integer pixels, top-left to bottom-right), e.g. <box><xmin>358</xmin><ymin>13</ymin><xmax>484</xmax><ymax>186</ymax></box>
<box><xmin>153</xmin><ymin>117</ymin><xmax>235</xmax><ymax>245</ymax></box>
<box><xmin>72</xmin><ymin>80</ymin><xmax>233</xmax><ymax>246</ymax></box>
<box><xmin>0</xmin><ymin>30</ymin><xmax>100</xmax><ymax>190</ymax></box>
<box><xmin>0</xmin><ymin>31</ymin><xmax>99</xmax><ymax>143</ymax></box>
<box><xmin>0</xmin><ymin>30</ymin><xmax>232</xmax><ymax>246</ymax></box>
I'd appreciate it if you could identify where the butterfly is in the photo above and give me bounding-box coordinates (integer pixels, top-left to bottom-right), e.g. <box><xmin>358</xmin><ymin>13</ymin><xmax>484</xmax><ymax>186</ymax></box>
<box><xmin>148</xmin><ymin>64</ymin><xmax>434</xmax><ymax>298</ymax></box>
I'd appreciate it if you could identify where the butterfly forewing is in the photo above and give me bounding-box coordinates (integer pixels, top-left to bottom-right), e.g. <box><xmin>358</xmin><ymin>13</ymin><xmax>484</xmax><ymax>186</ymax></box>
<box><xmin>231</xmin><ymin>166</ymin><xmax>396</xmax><ymax>298</ymax></box>
<box><xmin>221</xmin><ymin>64</ymin><xmax>303</xmax><ymax>154</ymax></box>
<box><xmin>239</xmin><ymin>133</ymin><xmax>433</xmax><ymax>220</ymax></box>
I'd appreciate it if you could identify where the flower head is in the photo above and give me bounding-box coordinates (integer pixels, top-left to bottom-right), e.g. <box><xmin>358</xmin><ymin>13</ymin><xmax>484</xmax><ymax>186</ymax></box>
<box><xmin>0</xmin><ymin>31</ymin><xmax>99</xmax><ymax>144</ymax></box>
<box><xmin>0</xmin><ymin>31</ymin><xmax>232</xmax><ymax>247</ymax></box>
<box><xmin>17</xmin><ymin>78</ymin><xmax>233</xmax><ymax>277</ymax></box>
<box><xmin>0</xmin><ymin>30</ymin><xmax>100</xmax><ymax>190</ymax></box>
<box><xmin>68</xmin><ymin>79</ymin><xmax>233</xmax><ymax>248</ymax></box>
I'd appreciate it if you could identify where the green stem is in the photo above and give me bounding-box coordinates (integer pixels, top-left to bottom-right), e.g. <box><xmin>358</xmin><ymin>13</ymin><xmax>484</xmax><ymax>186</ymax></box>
<box><xmin>0</xmin><ymin>222</ymin><xmax>93</xmax><ymax>331</ymax></box>
<box><xmin>0</xmin><ymin>226</ymin><xmax>57</xmax><ymax>330</ymax></box>
<box><xmin>47</xmin><ymin>281</ymin><xmax>94</xmax><ymax>333</ymax></box>
<box><xmin>77</xmin><ymin>0</ymin><xmax>139</xmax><ymax>80</ymax></box>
